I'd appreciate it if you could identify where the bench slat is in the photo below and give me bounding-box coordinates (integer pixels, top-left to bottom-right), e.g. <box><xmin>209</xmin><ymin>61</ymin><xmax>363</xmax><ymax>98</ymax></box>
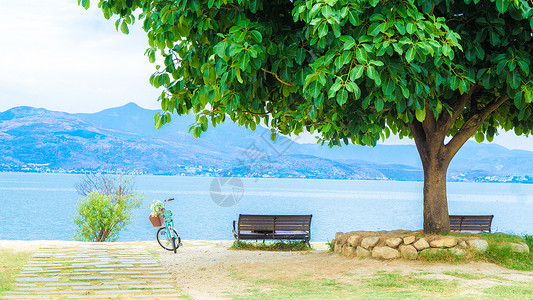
<box><xmin>449</xmin><ymin>215</ymin><xmax>493</xmax><ymax>233</ymax></box>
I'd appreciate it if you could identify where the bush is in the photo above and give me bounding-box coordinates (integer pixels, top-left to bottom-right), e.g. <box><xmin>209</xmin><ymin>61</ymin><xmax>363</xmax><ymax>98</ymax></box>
<box><xmin>231</xmin><ymin>240</ymin><xmax>312</xmax><ymax>251</ymax></box>
<box><xmin>73</xmin><ymin>191</ymin><xmax>143</xmax><ymax>242</ymax></box>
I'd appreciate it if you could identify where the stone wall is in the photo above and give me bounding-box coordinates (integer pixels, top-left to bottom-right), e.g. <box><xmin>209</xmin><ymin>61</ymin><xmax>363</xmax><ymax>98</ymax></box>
<box><xmin>333</xmin><ymin>230</ymin><xmax>530</xmax><ymax>260</ymax></box>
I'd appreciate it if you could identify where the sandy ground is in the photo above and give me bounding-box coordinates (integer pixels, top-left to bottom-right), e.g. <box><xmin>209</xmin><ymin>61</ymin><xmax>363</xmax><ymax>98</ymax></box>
<box><xmin>2</xmin><ymin>240</ymin><xmax>533</xmax><ymax>299</ymax></box>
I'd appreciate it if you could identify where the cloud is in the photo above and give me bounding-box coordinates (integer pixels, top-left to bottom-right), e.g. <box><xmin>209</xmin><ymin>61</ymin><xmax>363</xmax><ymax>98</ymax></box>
<box><xmin>0</xmin><ymin>0</ymin><xmax>160</xmax><ymax>113</ymax></box>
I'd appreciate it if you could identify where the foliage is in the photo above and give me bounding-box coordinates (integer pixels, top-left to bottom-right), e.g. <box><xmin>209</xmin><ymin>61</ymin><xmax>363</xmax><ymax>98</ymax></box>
<box><xmin>231</xmin><ymin>240</ymin><xmax>311</xmax><ymax>251</ymax></box>
<box><xmin>326</xmin><ymin>240</ymin><xmax>334</xmax><ymax>252</ymax></box>
<box><xmin>79</xmin><ymin>0</ymin><xmax>533</xmax><ymax>144</ymax></box>
<box><xmin>79</xmin><ymin>0</ymin><xmax>533</xmax><ymax>232</ymax></box>
<box><xmin>73</xmin><ymin>191</ymin><xmax>143</xmax><ymax>242</ymax></box>
<box><xmin>149</xmin><ymin>200</ymin><xmax>164</xmax><ymax>217</ymax></box>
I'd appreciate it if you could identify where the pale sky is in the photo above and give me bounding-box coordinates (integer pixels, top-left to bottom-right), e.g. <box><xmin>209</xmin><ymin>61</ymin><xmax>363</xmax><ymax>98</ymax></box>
<box><xmin>0</xmin><ymin>1</ymin><xmax>532</xmax><ymax>151</ymax></box>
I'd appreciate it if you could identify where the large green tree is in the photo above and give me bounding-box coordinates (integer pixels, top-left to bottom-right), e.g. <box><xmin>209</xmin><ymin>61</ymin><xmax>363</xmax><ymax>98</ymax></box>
<box><xmin>79</xmin><ymin>0</ymin><xmax>533</xmax><ymax>233</ymax></box>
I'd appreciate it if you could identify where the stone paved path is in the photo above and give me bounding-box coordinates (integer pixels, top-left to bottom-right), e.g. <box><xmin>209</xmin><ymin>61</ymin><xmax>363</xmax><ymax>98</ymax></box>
<box><xmin>2</xmin><ymin>243</ymin><xmax>183</xmax><ymax>299</ymax></box>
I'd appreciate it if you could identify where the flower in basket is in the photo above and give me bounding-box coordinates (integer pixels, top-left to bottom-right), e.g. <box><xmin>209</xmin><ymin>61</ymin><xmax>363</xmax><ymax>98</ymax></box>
<box><xmin>149</xmin><ymin>200</ymin><xmax>164</xmax><ymax>217</ymax></box>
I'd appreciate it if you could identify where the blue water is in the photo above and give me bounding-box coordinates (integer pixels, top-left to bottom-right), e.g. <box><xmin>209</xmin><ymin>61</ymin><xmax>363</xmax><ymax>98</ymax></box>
<box><xmin>0</xmin><ymin>172</ymin><xmax>531</xmax><ymax>241</ymax></box>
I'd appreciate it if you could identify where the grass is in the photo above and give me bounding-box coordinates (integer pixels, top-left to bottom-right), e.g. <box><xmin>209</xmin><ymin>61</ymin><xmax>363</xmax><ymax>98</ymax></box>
<box><xmin>230</xmin><ymin>240</ymin><xmax>312</xmax><ymax>251</ymax></box>
<box><xmin>0</xmin><ymin>249</ymin><xmax>34</xmax><ymax>294</ymax></box>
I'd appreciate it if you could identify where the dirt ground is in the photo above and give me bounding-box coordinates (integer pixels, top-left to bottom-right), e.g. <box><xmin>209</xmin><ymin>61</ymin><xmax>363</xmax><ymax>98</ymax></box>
<box><xmin>152</xmin><ymin>240</ymin><xmax>533</xmax><ymax>299</ymax></box>
<box><xmin>2</xmin><ymin>240</ymin><xmax>532</xmax><ymax>299</ymax></box>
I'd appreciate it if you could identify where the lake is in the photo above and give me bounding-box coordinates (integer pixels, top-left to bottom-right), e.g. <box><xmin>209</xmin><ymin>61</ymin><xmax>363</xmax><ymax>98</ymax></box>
<box><xmin>0</xmin><ymin>172</ymin><xmax>531</xmax><ymax>242</ymax></box>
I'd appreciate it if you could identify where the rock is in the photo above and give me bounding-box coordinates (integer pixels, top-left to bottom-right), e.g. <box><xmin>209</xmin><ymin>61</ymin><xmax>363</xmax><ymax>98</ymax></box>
<box><xmin>430</xmin><ymin>237</ymin><xmax>458</xmax><ymax>248</ymax></box>
<box><xmin>457</xmin><ymin>240</ymin><xmax>468</xmax><ymax>248</ymax></box>
<box><xmin>398</xmin><ymin>245</ymin><xmax>418</xmax><ymax>259</ymax></box>
<box><xmin>361</xmin><ymin>237</ymin><xmax>380</xmax><ymax>249</ymax></box>
<box><xmin>509</xmin><ymin>243</ymin><xmax>530</xmax><ymax>253</ymax></box>
<box><xmin>385</xmin><ymin>238</ymin><xmax>402</xmax><ymax>248</ymax></box>
<box><xmin>334</xmin><ymin>240</ymin><xmax>343</xmax><ymax>253</ymax></box>
<box><xmin>413</xmin><ymin>238</ymin><xmax>430</xmax><ymax>250</ymax></box>
<box><xmin>334</xmin><ymin>232</ymin><xmax>344</xmax><ymax>240</ymax></box>
<box><xmin>347</xmin><ymin>235</ymin><xmax>361</xmax><ymax>247</ymax></box>
<box><xmin>372</xmin><ymin>246</ymin><xmax>400</xmax><ymax>260</ymax></box>
<box><xmin>403</xmin><ymin>236</ymin><xmax>415</xmax><ymax>245</ymax></box>
<box><xmin>467</xmin><ymin>239</ymin><xmax>489</xmax><ymax>253</ymax></box>
<box><xmin>344</xmin><ymin>245</ymin><xmax>357</xmax><ymax>256</ymax></box>
<box><xmin>449</xmin><ymin>247</ymin><xmax>464</xmax><ymax>256</ymax></box>
<box><xmin>356</xmin><ymin>246</ymin><xmax>371</xmax><ymax>257</ymax></box>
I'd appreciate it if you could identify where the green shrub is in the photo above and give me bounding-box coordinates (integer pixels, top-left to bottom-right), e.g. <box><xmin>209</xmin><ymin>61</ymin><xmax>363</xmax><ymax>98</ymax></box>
<box><xmin>73</xmin><ymin>191</ymin><xmax>143</xmax><ymax>242</ymax></box>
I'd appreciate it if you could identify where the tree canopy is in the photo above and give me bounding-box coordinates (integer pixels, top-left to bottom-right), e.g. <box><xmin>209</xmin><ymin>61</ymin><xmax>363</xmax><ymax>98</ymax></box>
<box><xmin>80</xmin><ymin>0</ymin><xmax>533</xmax><ymax>233</ymax></box>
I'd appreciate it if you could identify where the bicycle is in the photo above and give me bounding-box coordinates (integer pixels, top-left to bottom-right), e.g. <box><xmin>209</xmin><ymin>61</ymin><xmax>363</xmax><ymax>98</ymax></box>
<box><xmin>155</xmin><ymin>198</ymin><xmax>182</xmax><ymax>253</ymax></box>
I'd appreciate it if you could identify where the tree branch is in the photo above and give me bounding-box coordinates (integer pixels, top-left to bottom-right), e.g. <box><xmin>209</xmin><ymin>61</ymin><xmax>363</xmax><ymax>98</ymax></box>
<box><xmin>445</xmin><ymin>95</ymin><xmax>509</xmax><ymax>159</ymax></box>
<box><xmin>261</xmin><ymin>68</ymin><xmax>294</xmax><ymax>86</ymax></box>
<box><xmin>438</xmin><ymin>84</ymin><xmax>478</xmax><ymax>130</ymax></box>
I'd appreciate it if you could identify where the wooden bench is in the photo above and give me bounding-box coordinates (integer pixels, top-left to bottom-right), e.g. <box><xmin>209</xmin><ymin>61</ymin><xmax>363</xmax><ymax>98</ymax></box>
<box><xmin>233</xmin><ymin>214</ymin><xmax>312</xmax><ymax>245</ymax></box>
<box><xmin>449</xmin><ymin>215</ymin><xmax>494</xmax><ymax>233</ymax></box>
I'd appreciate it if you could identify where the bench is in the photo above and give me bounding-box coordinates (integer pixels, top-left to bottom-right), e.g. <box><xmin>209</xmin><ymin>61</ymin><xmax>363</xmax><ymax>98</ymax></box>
<box><xmin>233</xmin><ymin>214</ymin><xmax>312</xmax><ymax>245</ymax></box>
<box><xmin>449</xmin><ymin>215</ymin><xmax>494</xmax><ymax>233</ymax></box>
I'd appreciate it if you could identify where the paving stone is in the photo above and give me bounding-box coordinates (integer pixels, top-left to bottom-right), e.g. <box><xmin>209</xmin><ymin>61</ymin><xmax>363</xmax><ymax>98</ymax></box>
<box><xmin>15</xmin><ymin>278</ymin><xmax>59</xmax><ymax>282</ymax></box>
<box><xmin>1</xmin><ymin>296</ymin><xmax>50</xmax><ymax>299</ymax></box>
<box><xmin>74</xmin><ymin>269</ymin><xmax>114</xmax><ymax>272</ymax></box>
<box><xmin>16</xmin><ymin>274</ymin><xmax>38</xmax><ymax>277</ymax></box>
<box><xmin>152</xmin><ymin>289</ymin><xmax>177</xmax><ymax>293</ymax></box>
<box><xmin>103</xmin><ymin>281</ymin><xmax>147</xmax><ymax>285</ymax></box>
<box><xmin>90</xmin><ymin>264</ymin><xmax>134</xmax><ymax>268</ymax></box>
<box><xmin>72</xmin><ymin>285</ymin><xmax>119</xmax><ymax>290</ymax></box>
<box><xmin>67</xmin><ymin>295</ymin><xmax>118</xmax><ymax>299</ymax></box>
<box><xmin>138</xmin><ymin>264</ymin><xmax>159</xmax><ymax>267</ymax></box>
<box><xmin>127</xmin><ymin>268</ymin><xmax>166</xmax><ymax>271</ymax></box>
<box><xmin>70</xmin><ymin>276</ymin><xmax>114</xmax><ymax>280</ymax></box>
<box><xmin>46</xmin><ymin>283</ymin><xmax>91</xmax><ymax>286</ymax></box>
<box><xmin>24</xmin><ymin>264</ymin><xmax>61</xmax><ymax>267</ymax></box>
<box><xmin>100</xmin><ymin>271</ymin><xmax>141</xmax><ymax>275</ymax></box>
<box><xmin>22</xmin><ymin>267</ymin><xmax>43</xmax><ymax>271</ymax></box>
<box><xmin>37</xmin><ymin>291</ymin><xmax>87</xmax><ymax>295</ymax></box>
<box><xmin>131</xmin><ymin>275</ymin><xmax>172</xmax><ymax>279</ymax></box>
<box><xmin>128</xmin><ymin>285</ymin><xmax>173</xmax><ymax>289</ymax></box>
<box><xmin>149</xmin><ymin>271</ymin><xmax>169</xmax><ymax>274</ymax></box>
<box><xmin>94</xmin><ymin>290</ymin><xmax>142</xmax><ymax>294</ymax></box>
<box><xmin>16</xmin><ymin>287</ymin><xmax>57</xmax><ymax>291</ymax></box>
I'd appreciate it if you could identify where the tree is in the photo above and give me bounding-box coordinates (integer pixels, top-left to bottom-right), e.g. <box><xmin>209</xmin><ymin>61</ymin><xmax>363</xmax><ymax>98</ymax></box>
<box><xmin>73</xmin><ymin>173</ymin><xmax>143</xmax><ymax>241</ymax></box>
<box><xmin>79</xmin><ymin>0</ymin><xmax>533</xmax><ymax>233</ymax></box>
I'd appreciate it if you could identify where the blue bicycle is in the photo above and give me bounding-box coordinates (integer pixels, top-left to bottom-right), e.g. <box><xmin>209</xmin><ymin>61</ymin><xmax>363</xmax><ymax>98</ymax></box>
<box><xmin>156</xmin><ymin>198</ymin><xmax>182</xmax><ymax>253</ymax></box>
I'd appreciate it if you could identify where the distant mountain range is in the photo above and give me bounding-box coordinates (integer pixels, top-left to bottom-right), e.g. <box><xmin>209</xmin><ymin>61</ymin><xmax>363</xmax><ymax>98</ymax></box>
<box><xmin>1</xmin><ymin>103</ymin><xmax>532</xmax><ymax>183</ymax></box>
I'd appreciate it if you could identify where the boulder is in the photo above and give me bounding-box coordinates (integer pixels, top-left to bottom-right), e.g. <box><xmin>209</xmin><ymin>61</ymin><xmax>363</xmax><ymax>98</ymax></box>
<box><xmin>347</xmin><ymin>235</ymin><xmax>361</xmax><ymax>247</ymax></box>
<box><xmin>413</xmin><ymin>238</ymin><xmax>430</xmax><ymax>250</ymax></box>
<box><xmin>457</xmin><ymin>240</ymin><xmax>468</xmax><ymax>248</ymax></box>
<box><xmin>403</xmin><ymin>236</ymin><xmax>416</xmax><ymax>245</ymax></box>
<box><xmin>385</xmin><ymin>237</ymin><xmax>402</xmax><ymax>248</ymax></box>
<box><xmin>467</xmin><ymin>239</ymin><xmax>489</xmax><ymax>253</ymax></box>
<box><xmin>449</xmin><ymin>247</ymin><xmax>465</xmax><ymax>256</ymax></box>
<box><xmin>510</xmin><ymin>243</ymin><xmax>530</xmax><ymax>253</ymax></box>
<box><xmin>344</xmin><ymin>245</ymin><xmax>357</xmax><ymax>256</ymax></box>
<box><xmin>356</xmin><ymin>246</ymin><xmax>371</xmax><ymax>257</ymax></box>
<box><xmin>430</xmin><ymin>237</ymin><xmax>458</xmax><ymax>248</ymax></box>
<box><xmin>361</xmin><ymin>237</ymin><xmax>380</xmax><ymax>249</ymax></box>
<box><xmin>398</xmin><ymin>245</ymin><xmax>418</xmax><ymax>259</ymax></box>
<box><xmin>334</xmin><ymin>240</ymin><xmax>343</xmax><ymax>253</ymax></box>
<box><xmin>372</xmin><ymin>246</ymin><xmax>400</xmax><ymax>260</ymax></box>
<box><xmin>334</xmin><ymin>232</ymin><xmax>344</xmax><ymax>240</ymax></box>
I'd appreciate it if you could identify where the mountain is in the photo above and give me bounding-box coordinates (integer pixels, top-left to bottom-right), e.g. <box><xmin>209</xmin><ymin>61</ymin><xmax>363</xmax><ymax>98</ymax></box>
<box><xmin>1</xmin><ymin>103</ymin><xmax>532</xmax><ymax>182</ymax></box>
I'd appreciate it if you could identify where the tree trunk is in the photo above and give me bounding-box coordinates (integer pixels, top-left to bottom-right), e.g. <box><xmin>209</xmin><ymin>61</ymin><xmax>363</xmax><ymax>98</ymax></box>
<box><xmin>421</xmin><ymin>153</ymin><xmax>451</xmax><ymax>234</ymax></box>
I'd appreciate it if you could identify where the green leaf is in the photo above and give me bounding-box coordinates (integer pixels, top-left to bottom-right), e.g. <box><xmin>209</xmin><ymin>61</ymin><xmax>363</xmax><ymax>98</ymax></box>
<box><xmin>375</xmin><ymin>98</ymin><xmax>384</xmax><ymax>111</ymax></box>
<box><xmin>214</xmin><ymin>42</ymin><xmax>227</xmax><ymax>58</ymax></box>
<box><xmin>249</xmin><ymin>30</ymin><xmax>262</xmax><ymax>43</ymax></box>
<box><xmin>337</xmin><ymin>89</ymin><xmax>349</xmax><ymax>106</ymax></box>
<box><xmin>342</xmin><ymin>36</ymin><xmax>357</xmax><ymax>50</ymax></box>
<box><xmin>350</xmin><ymin>65</ymin><xmax>365</xmax><ymax>80</ymax></box>
<box><xmin>405</xmin><ymin>47</ymin><xmax>415</xmax><ymax>63</ymax></box>
<box><xmin>233</xmin><ymin>30</ymin><xmax>247</xmax><ymax>43</ymax></box>
<box><xmin>415</xmin><ymin>108</ymin><xmax>426</xmax><ymax>122</ymax></box>
<box><xmin>474</xmin><ymin>131</ymin><xmax>484</xmax><ymax>143</ymax></box>
<box><xmin>120</xmin><ymin>21</ymin><xmax>129</xmax><ymax>34</ymax></box>
<box><xmin>496</xmin><ymin>0</ymin><xmax>510</xmax><ymax>13</ymax></box>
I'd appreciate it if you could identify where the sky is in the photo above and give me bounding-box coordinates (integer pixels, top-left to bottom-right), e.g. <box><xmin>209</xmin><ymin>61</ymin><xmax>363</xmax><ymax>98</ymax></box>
<box><xmin>0</xmin><ymin>1</ymin><xmax>532</xmax><ymax>151</ymax></box>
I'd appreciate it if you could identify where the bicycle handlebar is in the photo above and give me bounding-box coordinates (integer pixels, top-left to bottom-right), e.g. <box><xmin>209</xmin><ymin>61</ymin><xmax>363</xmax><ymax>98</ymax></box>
<box><xmin>164</xmin><ymin>198</ymin><xmax>175</xmax><ymax>202</ymax></box>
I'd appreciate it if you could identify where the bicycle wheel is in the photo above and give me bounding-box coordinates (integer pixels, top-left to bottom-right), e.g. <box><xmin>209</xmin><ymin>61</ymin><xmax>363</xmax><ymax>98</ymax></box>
<box><xmin>157</xmin><ymin>227</ymin><xmax>180</xmax><ymax>251</ymax></box>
